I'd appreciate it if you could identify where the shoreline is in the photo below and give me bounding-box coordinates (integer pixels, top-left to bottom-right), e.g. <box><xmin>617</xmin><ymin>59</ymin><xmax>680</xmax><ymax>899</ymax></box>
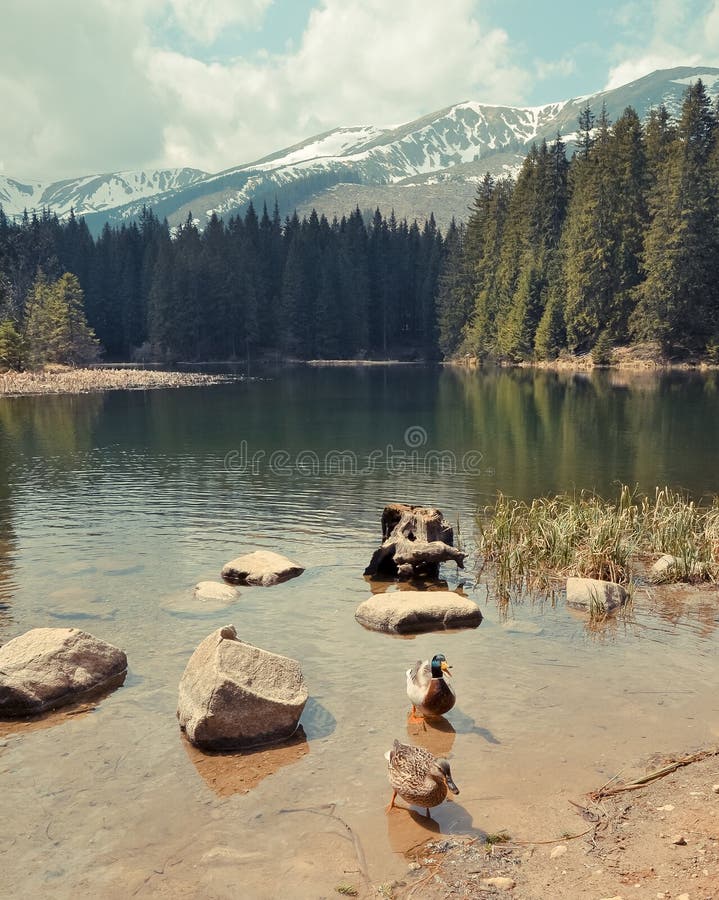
<box><xmin>398</xmin><ymin>741</ymin><xmax>719</xmax><ymax>898</ymax></box>
<box><xmin>0</xmin><ymin>367</ymin><xmax>237</xmax><ymax>397</ymax></box>
<box><xmin>445</xmin><ymin>343</ymin><xmax>719</xmax><ymax>372</ymax></box>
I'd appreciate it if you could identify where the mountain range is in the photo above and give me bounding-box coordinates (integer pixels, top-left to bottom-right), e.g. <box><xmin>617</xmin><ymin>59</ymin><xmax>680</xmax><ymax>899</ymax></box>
<box><xmin>2</xmin><ymin>66</ymin><xmax>718</xmax><ymax>234</ymax></box>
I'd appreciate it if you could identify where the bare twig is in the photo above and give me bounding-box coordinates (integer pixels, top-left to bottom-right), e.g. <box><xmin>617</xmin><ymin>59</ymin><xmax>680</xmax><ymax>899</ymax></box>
<box><xmin>587</xmin><ymin>747</ymin><xmax>719</xmax><ymax>801</ymax></box>
<box><xmin>279</xmin><ymin>804</ymin><xmax>370</xmax><ymax>886</ymax></box>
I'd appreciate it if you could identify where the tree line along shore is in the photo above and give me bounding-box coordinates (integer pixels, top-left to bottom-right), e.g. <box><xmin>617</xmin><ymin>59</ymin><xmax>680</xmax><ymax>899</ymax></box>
<box><xmin>1</xmin><ymin>80</ymin><xmax>719</xmax><ymax>375</ymax></box>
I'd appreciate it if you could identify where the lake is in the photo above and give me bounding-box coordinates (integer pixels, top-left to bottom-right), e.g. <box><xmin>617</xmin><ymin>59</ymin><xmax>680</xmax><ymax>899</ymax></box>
<box><xmin>1</xmin><ymin>365</ymin><xmax>718</xmax><ymax>898</ymax></box>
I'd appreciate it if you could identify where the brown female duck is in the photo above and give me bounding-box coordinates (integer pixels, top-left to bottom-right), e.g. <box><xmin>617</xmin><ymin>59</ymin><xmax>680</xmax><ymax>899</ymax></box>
<box><xmin>385</xmin><ymin>739</ymin><xmax>459</xmax><ymax>816</ymax></box>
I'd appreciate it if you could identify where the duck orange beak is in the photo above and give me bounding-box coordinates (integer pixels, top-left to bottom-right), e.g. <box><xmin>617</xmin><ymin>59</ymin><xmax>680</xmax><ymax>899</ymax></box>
<box><xmin>441</xmin><ymin>661</ymin><xmax>453</xmax><ymax>677</ymax></box>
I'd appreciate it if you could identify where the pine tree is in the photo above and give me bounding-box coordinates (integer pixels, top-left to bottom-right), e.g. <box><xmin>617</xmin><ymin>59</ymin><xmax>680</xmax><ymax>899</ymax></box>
<box><xmin>24</xmin><ymin>271</ymin><xmax>99</xmax><ymax>366</ymax></box>
<box><xmin>577</xmin><ymin>103</ymin><xmax>596</xmax><ymax>160</ymax></box>
<box><xmin>436</xmin><ymin>218</ymin><xmax>470</xmax><ymax>357</ymax></box>
<box><xmin>563</xmin><ymin>106</ymin><xmax>616</xmax><ymax>350</ymax></box>
<box><xmin>462</xmin><ymin>178</ymin><xmax>512</xmax><ymax>358</ymax></box>
<box><xmin>0</xmin><ymin>320</ymin><xmax>26</xmax><ymax>370</ymax></box>
<box><xmin>632</xmin><ymin>80</ymin><xmax>719</xmax><ymax>352</ymax></box>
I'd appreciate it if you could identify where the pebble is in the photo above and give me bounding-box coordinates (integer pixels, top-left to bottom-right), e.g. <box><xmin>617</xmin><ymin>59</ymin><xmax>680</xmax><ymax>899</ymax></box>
<box><xmin>713</xmin><ymin>783</ymin><xmax>719</xmax><ymax>793</ymax></box>
<box><xmin>676</xmin><ymin>894</ymin><xmax>690</xmax><ymax>900</ymax></box>
<box><xmin>656</xmin><ymin>804</ymin><xmax>675</xmax><ymax>811</ymax></box>
<box><xmin>480</xmin><ymin>877</ymin><xmax>516</xmax><ymax>891</ymax></box>
<box><xmin>672</xmin><ymin>834</ymin><xmax>687</xmax><ymax>845</ymax></box>
<box><xmin>407</xmin><ymin>862</ymin><xmax>420</xmax><ymax>872</ymax></box>
<box><xmin>550</xmin><ymin>845</ymin><xmax>567</xmax><ymax>859</ymax></box>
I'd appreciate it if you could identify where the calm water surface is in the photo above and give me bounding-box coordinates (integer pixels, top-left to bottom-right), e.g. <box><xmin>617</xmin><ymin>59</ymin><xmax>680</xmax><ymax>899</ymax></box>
<box><xmin>1</xmin><ymin>366</ymin><xmax>718</xmax><ymax>898</ymax></box>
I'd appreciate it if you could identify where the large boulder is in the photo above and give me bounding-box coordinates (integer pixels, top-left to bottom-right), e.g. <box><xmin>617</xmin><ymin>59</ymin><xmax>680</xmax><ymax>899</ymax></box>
<box><xmin>221</xmin><ymin>550</ymin><xmax>304</xmax><ymax>587</ymax></box>
<box><xmin>0</xmin><ymin>627</ymin><xmax>127</xmax><ymax>717</ymax></box>
<box><xmin>355</xmin><ymin>590</ymin><xmax>482</xmax><ymax>634</ymax></box>
<box><xmin>565</xmin><ymin>577</ymin><xmax>628</xmax><ymax>614</ymax></box>
<box><xmin>177</xmin><ymin>625</ymin><xmax>308</xmax><ymax>749</ymax></box>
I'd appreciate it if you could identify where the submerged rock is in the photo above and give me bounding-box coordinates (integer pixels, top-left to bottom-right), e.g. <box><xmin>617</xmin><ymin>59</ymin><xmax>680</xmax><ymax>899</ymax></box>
<box><xmin>177</xmin><ymin>624</ymin><xmax>308</xmax><ymax>749</ymax></box>
<box><xmin>194</xmin><ymin>581</ymin><xmax>239</xmax><ymax>603</ymax></box>
<box><xmin>565</xmin><ymin>577</ymin><xmax>628</xmax><ymax>613</ymax></box>
<box><xmin>221</xmin><ymin>550</ymin><xmax>304</xmax><ymax>587</ymax></box>
<box><xmin>355</xmin><ymin>590</ymin><xmax>482</xmax><ymax>634</ymax></box>
<box><xmin>0</xmin><ymin>627</ymin><xmax>127</xmax><ymax>717</ymax></box>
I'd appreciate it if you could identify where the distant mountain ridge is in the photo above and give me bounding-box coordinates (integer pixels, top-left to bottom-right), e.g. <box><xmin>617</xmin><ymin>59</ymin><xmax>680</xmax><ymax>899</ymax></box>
<box><xmin>2</xmin><ymin>66</ymin><xmax>718</xmax><ymax>233</ymax></box>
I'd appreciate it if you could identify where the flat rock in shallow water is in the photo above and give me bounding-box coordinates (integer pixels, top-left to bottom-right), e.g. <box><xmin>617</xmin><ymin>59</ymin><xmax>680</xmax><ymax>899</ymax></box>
<box><xmin>355</xmin><ymin>590</ymin><xmax>482</xmax><ymax>634</ymax></box>
<box><xmin>194</xmin><ymin>581</ymin><xmax>239</xmax><ymax>603</ymax></box>
<box><xmin>565</xmin><ymin>577</ymin><xmax>628</xmax><ymax>613</ymax></box>
<box><xmin>0</xmin><ymin>627</ymin><xmax>127</xmax><ymax>717</ymax></box>
<box><xmin>221</xmin><ymin>550</ymin><xmax>304</xmax><ymax>587</ymax></box>
<box><xmin>177</xmin><ymin>624</ymin><xmax>308</xmax><ymax>749</ymax></box>
<box><xmin>501</xmin><ymin>619</ymin><xmax>544</xmax><ymax>635</ymax></box>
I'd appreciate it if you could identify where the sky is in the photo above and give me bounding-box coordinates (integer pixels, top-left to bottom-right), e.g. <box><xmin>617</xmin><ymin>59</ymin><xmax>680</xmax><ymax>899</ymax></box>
<box><xmin>3</xmin><ymin>0</ymin><xmax>719</xmax><ymax>183</ymax></box>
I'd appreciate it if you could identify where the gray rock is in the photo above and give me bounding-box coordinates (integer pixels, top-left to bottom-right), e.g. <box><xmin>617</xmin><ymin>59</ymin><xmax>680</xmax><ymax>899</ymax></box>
<box><xmin>177</xmin><ymin>624</ymin><xmax>308</xmax><ymax>749</ymax></box>
<box><xmin>355</xmin><ymin>590</ymin><xmax>482</xmax><ymax>634</ymax></box>
<box><xmin>650</xmin><ymin>553</ymin><xmax>707</xmax><ymax>581</ymax></box>
<box><xmin>221</xmin><ymin>550</ymin><xmax>304</xmax><ymax>587</ymax></box>
<box><xmin>194</xmin><ymin>581</ymin><xmax>239</xmax><ymax>603</ymax></box>
<box><xmin>651</xmin><ymin>553</ymin><xmax>679</xmax><ymax>579</ymax></box>
<box><xmin>565</xmin><ymin>577</ymin><xmax>628</xmax><ymax>614</ymax></box>
<box><xmin>501</xmin><ymin>618</ymin><xmax>543</xmax><ymax>635</ymax></box>
<box><xmin>0</xmin><ymin>627</ymin><xmax>127</xmax><ymax>717</ymax></box>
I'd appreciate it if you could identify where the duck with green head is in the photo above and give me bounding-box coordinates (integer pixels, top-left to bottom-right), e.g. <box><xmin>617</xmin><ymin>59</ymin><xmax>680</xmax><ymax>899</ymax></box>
<box><xmin>406</xmin><ymin>653</ymin><xmax>455</xmax><ymax>722</ymax></box>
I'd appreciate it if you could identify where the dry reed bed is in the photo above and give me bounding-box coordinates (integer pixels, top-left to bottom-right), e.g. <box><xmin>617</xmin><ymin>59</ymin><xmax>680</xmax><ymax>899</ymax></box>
<box><xmin>0</xmin><ymin>367</ymin><xmax>235</xmax><ymax>396</ymax></box>
<box><xmin>477</xmin><ymin>485</ymin><xmax>719</xmax><ymax>602</ymax></box>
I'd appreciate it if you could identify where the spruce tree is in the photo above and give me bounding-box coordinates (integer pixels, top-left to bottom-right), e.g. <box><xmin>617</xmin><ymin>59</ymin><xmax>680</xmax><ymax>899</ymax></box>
<box><xmin>633</xmin><ymin>80</ymin><xmax>719</xmax><ymax>352</ymax></box>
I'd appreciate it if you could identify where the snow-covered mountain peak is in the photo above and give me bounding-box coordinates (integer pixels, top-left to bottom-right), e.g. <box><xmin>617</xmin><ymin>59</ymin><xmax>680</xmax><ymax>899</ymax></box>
<box><xmin>1</xmin><ymin>66</ymin><xmax>718</xmax><ymax>232</ymax></box>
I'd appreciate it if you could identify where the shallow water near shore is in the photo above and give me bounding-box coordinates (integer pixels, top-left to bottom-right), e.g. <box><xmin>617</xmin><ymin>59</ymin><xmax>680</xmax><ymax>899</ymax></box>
<box><xmin>1</xmin><ymin>365</ymin><xmax>718</xmax><ymax>898</ymax></box>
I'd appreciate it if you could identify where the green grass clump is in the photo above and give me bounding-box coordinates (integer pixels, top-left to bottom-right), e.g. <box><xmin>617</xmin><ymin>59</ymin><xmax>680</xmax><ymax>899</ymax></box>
<box><xmin>477</xmin><ymin>484</ymin><xmax>718</xmax><ymax>602</ymax></box>
<box><xmin>485</xmin><ymin>831</ymin><xmax>511</xmax><ymax>845</ymax></box>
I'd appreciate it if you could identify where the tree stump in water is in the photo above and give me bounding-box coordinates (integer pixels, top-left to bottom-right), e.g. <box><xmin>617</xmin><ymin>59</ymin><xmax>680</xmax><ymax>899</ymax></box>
<box><xmin>364</xmin><ymin>503</ymin><xmax>466</xmax><ymax>579</ymax></box>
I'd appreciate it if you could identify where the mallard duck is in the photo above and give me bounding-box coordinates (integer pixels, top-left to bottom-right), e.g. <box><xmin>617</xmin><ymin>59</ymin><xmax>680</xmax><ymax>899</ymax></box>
<box><xmin>385</xmin><ymin>739</ymin><xmax>459</xmax><ymax>816</ymax></box>
<box><xmin>406</xmin><ymin>653</ymin><xmax>455</xmax><ymax>720</ymax></box>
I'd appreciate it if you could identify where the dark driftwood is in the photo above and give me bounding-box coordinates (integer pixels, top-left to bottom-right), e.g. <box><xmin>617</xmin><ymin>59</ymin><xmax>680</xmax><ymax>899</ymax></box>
<box><xmin>364</xmin><ymin>503</ymin><xmax>466</xmax><ymax>579</ymax></box>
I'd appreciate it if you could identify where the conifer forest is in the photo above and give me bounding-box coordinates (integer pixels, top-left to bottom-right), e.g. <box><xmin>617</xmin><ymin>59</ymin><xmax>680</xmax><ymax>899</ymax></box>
<box><xmin>1</xmin><ymin>80</ymin><xmax>719</xmax><ymax>369</ymax></box>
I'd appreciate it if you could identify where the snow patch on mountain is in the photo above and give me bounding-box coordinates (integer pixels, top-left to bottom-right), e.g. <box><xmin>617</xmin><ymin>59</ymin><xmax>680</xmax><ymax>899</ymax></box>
<box><xmin>0</xmin><ymin>167</ymin><xmax>207</xmax><ymax>219</ymax></box>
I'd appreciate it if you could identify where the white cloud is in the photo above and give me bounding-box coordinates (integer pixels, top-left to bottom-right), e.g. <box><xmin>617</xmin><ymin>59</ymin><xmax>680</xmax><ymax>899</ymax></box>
<box><xmin>2</xmin><ymin>0</ymin><xmax>167</xmax><ymax>181</ymax></box>
<box><xmin>167</xmin><ymin>0</ymin><xmax>272</xmax><ymax>44</ymax></box>
<box><xmin>605</xmin><ymin>54</ymin><xmax>701</xmax><ymax>90</ymax></box>
<box><xmin>604</xmin><ymin>0</ymin><xmax>719</xmax><ymax>89</ymax></box>
<box><xmin>535</xmin><ymin>57</ymin><xmax>577</xmax><ymax>82</ymax></box>
<box><xmin>1</xmin><ymin>0</ymin><xmax>530</xmax><ymax>182</ymax></box>
<box><xmin>146</xmin><ymin>0</ymin><xmax>529</xmax><ymax>174</ymax></box>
